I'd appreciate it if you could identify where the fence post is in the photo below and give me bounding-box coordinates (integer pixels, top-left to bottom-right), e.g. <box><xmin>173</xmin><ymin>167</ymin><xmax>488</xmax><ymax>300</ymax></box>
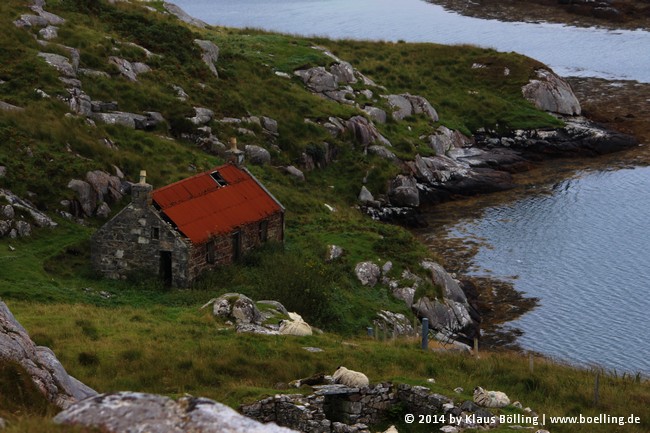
<box><xmin>474</xmin><ymin>337</ymin><xmax>479</xmax><ymax>358</ymax></box>
<box><xmin>529</xmin><ymin>353</ymin><xmax>534</xmax><ymax>373</ymax></box>
<box><xmin>421</xmin><ymin>318</ymin><xmax>429</xmax><ymax>350</ymax></box>
<box><xmin>594</xmin><ymin>372</ymin><xmax>600</xmax><ymax>406</ymax></box>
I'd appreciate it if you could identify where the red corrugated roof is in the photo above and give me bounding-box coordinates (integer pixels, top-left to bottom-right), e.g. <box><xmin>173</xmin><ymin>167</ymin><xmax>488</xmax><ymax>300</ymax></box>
<box><xmin>152</xmin><ymin>164</ymin><xmax>283</xmax><ymax>244</ymax></box>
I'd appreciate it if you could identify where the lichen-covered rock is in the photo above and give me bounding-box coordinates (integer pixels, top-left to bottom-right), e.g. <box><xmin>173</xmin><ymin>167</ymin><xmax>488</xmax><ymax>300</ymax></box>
<box><xmin>522</xmin><ymin>69</ymin><xmax>581</xmax><ymax>115</ymax></box>
<box><xmin>30</xmin><ymin>6</ymin><xmax>65</xmax><ymax>26</ymax></box>
<box><xmin>189</xmin><ymin>107</ymin><xmax>214</xmax><ymax>125</ymax></box>
<box><xmin>245</xmin><ymin>145</ymin><xmax>271</xmax><ymax>166</ymax></box>
<box><xmin>109</xmin><ymin>57</ymin><xmax>140</xmax><ymax>82</ymax></box>
<box><xmin>362</xmin><ymin>106</ymin><xmax>387</xmax><ymax>124</ymax></box>
<box><xmin>354</xmin><ymin>261</ymin><xmax>381</xmax><ymax>287</ymax></box>
<box><xmin>38</xmin><ymin>52</ymin><xmax>76</xmax><ymax>77</ymax></box>
<box><xmin>194</xmin><ymin>39</ymin><xmax>220</xmax><ymax>77</ymax></box>
<box><xmin>326</xmin><ymin>245</ymin><xmax>344</xmax><ymax>262</ymax></box>
<box><xmin>67</xmin><ymin>179</ymin><xmax>96</xmax><ymax>217</ymax></box>
<box><xmin>54</xmin><ymin>392</ymin><xmax>298</xmax><ymax>433</ymax></box>
<box><xmin>330</xmin><ymin>61</ymin><xmax>357</xmax><ymax>84</ymax></box>
<box><xmin>294</xmin><ymin>67</ymin><xmax>339</xmax><ymax>93</ymax></box>
<box><xmin>384</xmin><ymin>94</ymin><xmax>438</xmax><ymax>122</ymax></box>
<box><xmin>373</xmin><ymin>310</ymin><xmax>414</xmax><ymax>336</ymax></box>
<box><xmin>92</xmin><ymin>112</ymin><xmax>148</xmax><ymax>129</ymax></box>
<box><xmin>0</xmin><ymin>301</ymin><xmax>97</xmax><ymax>409</ymax></box>
<box><xmin>38</xmin><ymin>25</ymin><xmax>58</xmax><ymax>40</ymax></box>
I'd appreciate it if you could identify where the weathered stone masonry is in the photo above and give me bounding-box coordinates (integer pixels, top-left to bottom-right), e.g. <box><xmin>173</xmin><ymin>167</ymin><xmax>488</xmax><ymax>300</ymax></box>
<box><xmin>91</xmin><ymin>164</ymin><xmax>285</xmax><ymax>287</ymax></box>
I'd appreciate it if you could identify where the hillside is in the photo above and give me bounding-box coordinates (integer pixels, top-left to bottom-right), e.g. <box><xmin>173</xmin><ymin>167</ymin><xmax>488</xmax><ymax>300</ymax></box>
<box><xmin>0</xmin><ymin>0</ymin><xmax>648</xmax><ymax>432</ymax></box>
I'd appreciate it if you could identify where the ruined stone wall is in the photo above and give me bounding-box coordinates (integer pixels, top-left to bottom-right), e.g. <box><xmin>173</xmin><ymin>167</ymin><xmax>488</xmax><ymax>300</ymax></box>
<box><xmin>240</xmin><ymin>383</ymin><xmax>450</xmax><ymax>433</ymax></box>
<box><xmin>90</xmin><ymin>201</ymin><xmax>190</xmax><ymax>287</ymax></box>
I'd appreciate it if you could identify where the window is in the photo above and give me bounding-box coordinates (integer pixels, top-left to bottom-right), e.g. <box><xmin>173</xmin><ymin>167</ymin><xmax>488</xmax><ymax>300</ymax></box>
<box><xmin>151</xmin><ymin>227</ymin><xmax>160</xmax><ymax>240</ymax></box>
<box><xmin>210</xmin><ymin>171</ymin><xmax>228</xmax><ymax>187</ymax></box>
<box><xmin>259</xmin><ymin>220</ymin><xmax>268</xmax><ymax>242</ymax></box>
<box><xmin>206</xmin><ymin>240</ymin><xmax>215</xmax><ymax>264</ymax></box>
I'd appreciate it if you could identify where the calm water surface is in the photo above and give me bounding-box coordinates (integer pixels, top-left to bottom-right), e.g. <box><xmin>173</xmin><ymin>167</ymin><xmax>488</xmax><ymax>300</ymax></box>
<box><xmin>437</xmin><ymin>167</ymin><xmax>650</xmax><ymax>375</ymax></box>
<box><xmin>172</xmin><ymin>0</ymin><xmax>650</xmax><ymax>373</ymax></box>
<box><xmin>174</xmin><ymin>0</ymin><xmax>650</xmax><ymax>82</ymax></box>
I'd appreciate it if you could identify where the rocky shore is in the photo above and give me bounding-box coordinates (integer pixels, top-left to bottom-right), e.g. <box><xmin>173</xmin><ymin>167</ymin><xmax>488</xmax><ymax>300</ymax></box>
<box><xmin>429</xmin><ymin>0</ymin><xmax>650</xmax><ymax>31</ymax></box>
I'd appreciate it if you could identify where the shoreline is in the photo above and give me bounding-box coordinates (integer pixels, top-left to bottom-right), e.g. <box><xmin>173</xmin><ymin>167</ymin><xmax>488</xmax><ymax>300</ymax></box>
<box><xmin>428</xmin><ymin>0</ymin><xmax>650</xmax><ymax>32</ymax></box>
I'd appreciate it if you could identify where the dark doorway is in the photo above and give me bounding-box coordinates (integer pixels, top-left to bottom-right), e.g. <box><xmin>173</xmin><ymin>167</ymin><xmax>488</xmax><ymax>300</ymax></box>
<box><xmin>159</xmin><ymin>251</ymin><xmax>172</xmax><ymax>286</ymax></box>
<box><xmin>232</xmin><ymin>231</ymin><xmax>241</xmax><ymax>261</ymax></box>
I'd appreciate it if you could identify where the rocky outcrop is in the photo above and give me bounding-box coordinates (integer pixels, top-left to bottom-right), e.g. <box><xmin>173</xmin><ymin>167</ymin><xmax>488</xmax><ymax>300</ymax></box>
<box><xmin>189</xmin><ymin>107</ymin><xmax>214</xmax><ymax>125</ymax></box>
<box><xmin>54</xmin><ymin>392</ymin><xmax>297</xmax><ymax>433</ymax></box>
<box><xmin>294</xmin><ymin>67</ymin><xmax>339</xmax><ymax>93</ymax></box>
<box><xmin>0</xmin><ymin>189</ymin><xmax>57</xmax><ymax>238</ymax></box>
<box><xmin>194</xmin><ymin>39</ymin><xmax>220</xmax><ymax>77</ymax></box>
<box><xmin>373</xmin><ymin>310</ymin><xmax>415</xmax><ymax>336</ymax></box>
<box><xmin>38</xmin><ymin>53</ymin><xmax>76</xmax><ymax>78</ymax></box>
<box><xmin>522</xmin><ymin>69</ymin><xmax>581</xmax><ymax>115</ymax></box>
<box><xmin>163</xmin><ymin>2</ymin><xmax>208</xmax><ymax>28</ymax></box>
<box><xmin>109</xmin><ymin>57</ymin><xmax>150</xmax><ymax>82</ymax></box>
<box><xmin>67</xmin><ymin>170</ymin><xmax>127</xmax><ymax>218</ymax></box>
<box><xmin>346</xmin><ymin>116</ymin><xmax>392</xmax><ymax>148</ymax></box>
<box><xmin>383</xmin><ymin>94</ymin><xmax>439</xmax><ymax>122</ymax></box>
<box><xmin>0</xmin><ymin>301</ymin><xmax>97</xmax><ymax>409</ymax></box>
<box><xmin>203</xmin><ymin>293</ymin><xmax>296</xmax><ymax>335</ymax></box>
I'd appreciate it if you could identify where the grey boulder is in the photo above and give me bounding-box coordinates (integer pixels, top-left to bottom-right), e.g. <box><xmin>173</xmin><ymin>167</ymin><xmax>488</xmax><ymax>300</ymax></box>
<box><xmin>54</xmin><ymin>392</ymin><xmax>298</xmax><ymax>433</ymax></box>
<box><xmin>194</xmin><ymin>40</ymin><xmax>220</xmax><ymax>77</ymax></box>
<box><xmin>522</xmin><ymin>69</ymin><xmax>581</xmax><ymax>115</ymax></box>
<box><xmin>38</xmin><ymin>53</ymin><xmax>76</xmax><ymax>78</ymax></box>
<box><xmin>245</xmin><ymin>145</ymin><xmax>271</xmax><ymax>166</ymax></box>
<box><xmin>388</xmin><ymin>175</ymin><xmax>419</xmax><ymax>207</ymax></box>
<box><xmin>294</xmin><ymin>67</ymin><xmax>338</xmax><ymax>93</ymax></box>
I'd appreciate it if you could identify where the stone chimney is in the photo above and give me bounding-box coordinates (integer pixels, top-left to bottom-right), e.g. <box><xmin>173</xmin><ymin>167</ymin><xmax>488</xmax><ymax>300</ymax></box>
<box><xmin>131</xmin><ymin>170</ymin><xmax>152</xmax><ymax>208</ymax></box>
<box><xmin>225</xmin><ymin>137</ymin><xmax>245</xmax><ymax>166</ymax></box>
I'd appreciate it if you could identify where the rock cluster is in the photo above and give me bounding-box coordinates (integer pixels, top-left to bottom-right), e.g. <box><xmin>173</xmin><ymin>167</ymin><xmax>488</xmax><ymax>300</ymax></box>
<box><xmin>66</xmin><ymin>169</ymin><xmax>129</xmax><ymax>218</ymax></box>
<box><xmin>203</xmin><ymin>293</ymin><xmax>295</xmax><ymax>335</ymax></box>
<box><xmin>0</xmin><ymin>189</ymin><xmax>58</xmax><ymax>239</ymax></box>
<box><xmin>0</xmin><ymin>301</ymin><xmax>97</xmax><ymax>409</ymax></box>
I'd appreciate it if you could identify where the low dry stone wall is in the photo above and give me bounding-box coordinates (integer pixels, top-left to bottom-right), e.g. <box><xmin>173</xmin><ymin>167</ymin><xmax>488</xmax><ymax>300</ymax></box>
<box><xmin>240</xmin><ymin>383</ymin><xmax>451</xmax><ymax>433</ymax></box>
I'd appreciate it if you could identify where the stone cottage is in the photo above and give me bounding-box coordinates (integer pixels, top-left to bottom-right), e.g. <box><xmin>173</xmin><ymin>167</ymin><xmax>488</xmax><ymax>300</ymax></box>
<box><xmin>91</xmin><ymin>163</ymin><xmax>285</xmax><ymax>287</ymax></box>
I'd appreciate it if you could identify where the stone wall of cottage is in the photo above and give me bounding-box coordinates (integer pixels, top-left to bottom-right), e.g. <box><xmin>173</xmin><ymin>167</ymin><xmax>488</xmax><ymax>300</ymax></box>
<box><xmin>186</xmin><ymin>211</ymin><xmax>284</xmax><ymax>282</ymax></box>
<box><xmin>90</xmin><ymin>183</ymin><xmax>190</xmax><ymax>287</ymax></box>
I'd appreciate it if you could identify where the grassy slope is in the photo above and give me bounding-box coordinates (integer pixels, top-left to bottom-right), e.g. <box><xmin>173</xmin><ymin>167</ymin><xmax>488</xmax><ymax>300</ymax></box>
<box><xmin>0</xmin><ymin>0</ymin><xmax>648</xmax><ymax>432</ymax></box>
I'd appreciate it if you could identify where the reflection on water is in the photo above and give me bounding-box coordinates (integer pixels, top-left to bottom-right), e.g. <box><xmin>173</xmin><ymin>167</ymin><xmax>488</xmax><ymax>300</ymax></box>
<box><xmin>173</xmin><ymin>0</ymin><xmax>650</xmax><ymax>82</ymax></box>
<box><xmin>436</xmin><ymin>167</ymin><xmax>650</xmax><ymax>374</ymax></box>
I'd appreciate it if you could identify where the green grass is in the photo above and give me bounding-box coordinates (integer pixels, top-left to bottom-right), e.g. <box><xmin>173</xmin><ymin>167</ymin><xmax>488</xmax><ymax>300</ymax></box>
<box><xmin>1</xmin><ymin>1</ymin><xmax>645</xmax><ymax>432</ymax></box>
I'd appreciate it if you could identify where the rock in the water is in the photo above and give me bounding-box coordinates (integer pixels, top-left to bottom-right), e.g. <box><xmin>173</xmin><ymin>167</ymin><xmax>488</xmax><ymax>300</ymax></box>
<box><xmin>245</xmin><ymin>145</ymin><xmax>271</xmax><ymax>166</ymax></box>
<box><xmin>388</xmin><ymin>175</ymin><xmax>419</xmax><ymax>207</ymax></box>
<box><xmin>0</xmin><ymin>301</ymin><xmax>97</xmax><ymax>409</ymax></box>
<box><xmin>38</xmin><ymin>52</ymin><xmax>76</xmax><ymax>77</ymax></box>
<box><xmin>355</xmin><ymin>261</ymin><xmax>381</xmax><ymax>287</ymax></box>
<box><xmin>194</xmin><ymin>39</ymin><xmax>220</xmax><ymax>77</ymax></box>
<box><xmin>294</xmin><ymin>67</ymin><xmax>338</xmax><ymax>93</ymax></box>
<box><xmin>522</xmin><ymin>69</ymin><xmax>581</xmax><ymax>115</ymax></box>
<box><xmin>53</xmin><ymin>392</ymin><xmax>298</xmax><ymax>433</ymax></box>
